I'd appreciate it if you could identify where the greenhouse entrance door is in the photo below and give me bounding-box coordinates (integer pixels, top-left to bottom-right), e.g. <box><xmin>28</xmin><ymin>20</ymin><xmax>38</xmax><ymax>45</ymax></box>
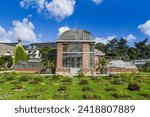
<box><xmin>71</xmin><ymin>68</ymin><xmax>80</xmax><ymax>74</ymax></box>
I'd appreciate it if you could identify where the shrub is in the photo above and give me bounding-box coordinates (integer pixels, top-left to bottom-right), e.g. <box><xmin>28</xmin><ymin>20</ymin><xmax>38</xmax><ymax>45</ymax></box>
<box><xmin>109</xmin><ymin>74</ymin><xmax>120</xmax><ymax>79</ymax></box>
<box><xmin>112</xmin><ymin>92</ymin><xmax>130</xmax><ymax>99</ymax></box>
<box><xmin>91</xmin><ymin>76</ymin><xmax>100</xmax><ymax>82</ymax></box>
<box><xmin>51</xmin><ymin>75</ymin><xmax>60</xmax><ymax>81</ymax></box>
<box><xmin>105</xmin><ymin>87</ymin><xmax>116</xmax><ymax>91</ymax></box>
<box><xmin>12</xmin><ymin>84</ymin><xmax>24</xmax><ymax>90</ymax></box>
<box><xmin>112</xmin><ymin>79</ymin><xmax>123</xmax><ymax>85</ymax></box>
<box><xmin>78</xmin><ymin>69</ymin><xmax>84</xmax><ymax>77</ymax></box>
<box><xmin>34</xmin><ymin>76</ymin><xmax>43</xmax><ymax>82</ymax></box>
<box><xmin>21</xmin><ymin>93</ymin><xmax>40</xmax><ymax>99</ymax></box>
<box><xmin>62</xmin><ymin>78</ymin><xmax>72</xmax><ymax>83</ymax></box>
<box><xmin>29</xmin><ymin>80</ymin><xmax>39</xmax><ymax>84</ymax></box>
<box><xmin>57</xmin><ymin>86</ymin><xmax>68</xmax><ymax>92</ymax></box>
<box><xmin>128</xmin><ymin>83</ymin><xmax>140</xmax><ymax>91</ymax></box>
<box><xmin>83</xmin><ymin>94</ymin><xmax>100</xmax><ymax>100</ymax></box>
<box><xmin>5</xmin><ymin>74</ymin><xmax>15</xmax><ymax>81</ymax></box>
<box><xmin>82</xmin><ymin>87</ymin><xmax>93</xmax><ymax>92</ymax></box>
<box><xmin>18</xmin><ymin>75</ymin><xmax>30</xmax><ymax>82</ymax></box>
<box><xmin>79</xmin><ymin>80</ymin><xmax>88</xmax><ymax>85</ymax></box>
<box><xmin>140</xmin><ymin>93</ymin><xmax>150</xmax><ymax>98</ymax></box>
<box><xmin>0</xmin><ymin>79</ymin><xmax>5</xmax><ymax>83</ymax></box>
<box><xmin>52</xmin><ymin>93</ymin><xmax>69</xmax><ymax>100</ymax></box>
<box><xmin>35</xmin><ymin>88</ymin><xmax>48</xmax><ymax>92</ymax></box>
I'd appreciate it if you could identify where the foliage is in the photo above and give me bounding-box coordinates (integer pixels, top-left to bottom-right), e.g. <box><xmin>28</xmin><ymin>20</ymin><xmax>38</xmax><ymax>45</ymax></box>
<box><xmin>112</xmin><ymin>79</ymin><xmax>123</xmax><ymax>85</ymax></box>
<box><xmin>39</xmin><ymin>46</ymin><xmax>52</xmax><ymax>60</ymax></box>
<box><xmin>79</xmin><ymin>79</ymin><xmax>88</xmax><ymax>85</ymax></box>
<box><xmin>0</xmin><ymin>56</ymin><xmax>13</xmax><ymax>69</ymax></box>
<box><xmin>128</xmin><ymin>83</ymin><xmax>140</xmax><ymax>91</ymax></box>
<box><xmin>142</xmin><ymin>62</ymin><xmax>150</xmax><ymax>72</ymax></box>
<box><xmin>77</xmin><ymin>69</ymin><xmax>84</xmax><ymax>77</ymax></box>
<box><xmin>95</xmin><ymin>42</ymin><xmax>106</xmax><ymax>53</ymax></box>
<box><xmin>97</xmin><ymin>58</ymin><xmax>108</xmax><ymax>74</ymax></box>
<box><xmin>0</xmin><ymin>72</ymin><xmax>150</xmax><ymax>100</ymax></box>
<box><xmin>14</xmin><ymin>43</ymin><xmax>29</xmax><ymax>64</ymax></box>
<box><xmin>95</xmin><ymin>37</ymin><xmax>150</xmax><ymax>60</ymax></box>
<box><xmin>39</xmin><ymin>46</ymin><xmax>55</xmax><ymax>73</ymax></box>
<box><xmin>134</xmin><ymin>38</ymin><xmax>150</xmax><ymax>59</ymax></box>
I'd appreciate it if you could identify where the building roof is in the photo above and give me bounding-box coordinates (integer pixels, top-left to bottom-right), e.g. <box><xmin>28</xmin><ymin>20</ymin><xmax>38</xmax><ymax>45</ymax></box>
<box><xmin>95</xmin><ymin>49</ymin><xmax>105</xmax><ymax>56</ymax></box>
<box><xmin>1</xmin><ymin>43</ymin><xmax>17</xmax><ymax>47</ymax></box>
<box><xmin>57</xmin><ymin>29</ymin><xmax>95</xmax><ymax>43</ymax></box>
<box><xmin>0</xmin><ymin>43</ymin><xmax>15</xmax><ymax>56</ymax></box>
<box><xmin>107</xmin><ymin>60</ymin><xmax>137</xmax><ymax>69</ymax></box>
<box><xmin>26</xmin><ymin>42</ymin><xmax>57</xmax><ymax>50</ymax></box>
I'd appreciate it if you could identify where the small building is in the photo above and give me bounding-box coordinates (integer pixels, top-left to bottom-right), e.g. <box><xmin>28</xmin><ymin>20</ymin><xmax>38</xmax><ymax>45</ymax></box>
<box><xmin>107</xmin><ymin>60</ymin><xmax>139</xmax><ymax>73</ymax></box>
<box><xmin>14</xmin><ymin>58</ymin><xmax>43</xmax><ymax>73</ymax></box>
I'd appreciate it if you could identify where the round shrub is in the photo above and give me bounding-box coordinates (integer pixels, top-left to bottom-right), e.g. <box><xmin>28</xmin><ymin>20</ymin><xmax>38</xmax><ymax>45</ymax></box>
<box><xmin>128</xmin><ymin>83</ymin><xmax>140</xmax><ymax>91</ymax></box>
<box><xmin>112</xmin><ymin>79</ymin><xmax>123</xmax><ymax>85</ymax></box>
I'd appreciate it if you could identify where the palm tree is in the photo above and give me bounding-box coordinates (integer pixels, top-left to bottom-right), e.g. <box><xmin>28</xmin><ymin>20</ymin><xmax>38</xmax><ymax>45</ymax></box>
<box><xmin>97</xmin><ymin>58</ymin><xmax>108</xmax><ymax>74</ymax></box>
<box><xmin>41</xmin><ymin>59</ymin><xmax>55</xmax><ymax>73</ymax></box>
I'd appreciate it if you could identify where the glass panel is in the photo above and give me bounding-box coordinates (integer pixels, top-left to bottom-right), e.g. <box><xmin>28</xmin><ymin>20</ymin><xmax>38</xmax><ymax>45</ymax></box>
<box><xmin>63</xmin><ymin>43</ymin><xmax>82</xmax><ymax>52</ymax></box>
<box><xmin>63</xmin><ymin>53</ymin><xmax>83</xmax><ymax>68</ymax></box>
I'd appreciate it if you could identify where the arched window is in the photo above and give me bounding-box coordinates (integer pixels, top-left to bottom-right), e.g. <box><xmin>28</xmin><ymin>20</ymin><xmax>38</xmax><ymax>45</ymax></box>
<box><xmin>33</xmin><ymin>46</ymin><xmax>36</xmax><ymax>49</ymax></box>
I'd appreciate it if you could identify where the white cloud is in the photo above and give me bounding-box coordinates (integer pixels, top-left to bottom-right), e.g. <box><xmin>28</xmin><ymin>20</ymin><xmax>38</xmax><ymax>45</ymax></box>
<box><xmin>12</xmin><ymin>18</ymin><xmax>36</xmax><ymax>42</ymax></box>
<box><xmin>138</xmin><ymin>20</ymin><xmax>150</xmax><ymax>36</ymax></box>
<box><xmin>45</xmin><ymin>0</ymin><xmax>76</xmax><ymax>21</ymax></box>
<box><xmin>58</xmin><ymin>26</ymin><xmax>70</xmax><ymax>36</ymax></box>
<box><xmin>0</xmin><ymin>18</ymin><xmax>37</xmax><ymax>43</ymax></box>
<box><xmin>20</xmin><ymin>0</ymin><xmax>76</xmax><ymax>21</ymax></box>
<box><xmin>0</xmin><ymin>26</ymin><xmax>6</xmax><ymax>36</ymax></box>
<box><xmin>125</xmin><ymin>34</ymin><xmax>136</xmax><ymax>41</ymax></box>
<box><xmin>92</xmin><ymin>0</ymin><xmax>103</xmax><ymax>5</ymax></box>
<box><xmin>95</xmin><ymin>35</ymin><xmax>116</xmax><ymax>44</ymax></box>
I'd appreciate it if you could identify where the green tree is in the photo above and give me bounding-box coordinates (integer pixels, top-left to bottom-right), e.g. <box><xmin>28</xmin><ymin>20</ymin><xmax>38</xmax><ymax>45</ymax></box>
<box><xmin>42</xmin><ymin>59</ymin><xmax>55</xmax><ymax>70</ymax></box>
<box><xmin>106</xmin><ymin>38</ymin><xmax>118</xmax><ymax>57</ymax></box>
<box><xmin>116</xmin><ymin>38</ymin><xmax>130</xmax><ymax>60</ymax></box>
<box><xmin>39</xmin><ymin>46</ymin><xmax>52</xmax><ymax>60</ymax></box>
<box><xmin>14</xmin><ymin>43</ymin><xmax>29</xmax><ymax>64</ymax></box>
<box><xmin>39</xmin><ymin>46</ymin><xmax>55</xmax><ymax>73</ymax></box>
<box><xmin>95</xmin><ymin>42</ymin><xmax>106</xmax><ymax>53</ymax></box>
<box><xmin>97</xmin><ymin>58</ymin><xmax>108</xmax><ymax>74</ymax></box>
<box><xmin>127</xmin><ymin>47</ymin><xmax>137</xmax><ymax>60</ymax></box>
<box><xmin>134</xmin><ymin>38</ymin><xmax>149</xmax><ymax>59</ymax></box>
<box><xmin>0</xmin><ymin>57</ymin><xmax>5</xmax><ymax>68</ymax></box>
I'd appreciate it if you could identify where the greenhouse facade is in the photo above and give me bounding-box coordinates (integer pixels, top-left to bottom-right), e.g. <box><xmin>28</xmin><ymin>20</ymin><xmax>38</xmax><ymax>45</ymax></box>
<box><xmin>56</xmin><ymin>30</ymin><xmax>96</xmax><ymax>75</ymax></box>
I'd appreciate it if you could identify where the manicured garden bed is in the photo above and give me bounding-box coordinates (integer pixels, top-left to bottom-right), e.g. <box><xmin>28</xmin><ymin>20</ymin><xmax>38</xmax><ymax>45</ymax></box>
<box><xmin>0</xmin><ymin>72</ymin><xmax>150</xmax><ymax>100</ymax></box>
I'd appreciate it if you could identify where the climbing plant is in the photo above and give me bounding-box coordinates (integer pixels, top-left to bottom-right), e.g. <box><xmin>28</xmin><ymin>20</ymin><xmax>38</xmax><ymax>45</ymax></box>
<box><xmin>14</xmin><ymin>43</ymin><xmax>29</xmax><ymax>64</ymax></box>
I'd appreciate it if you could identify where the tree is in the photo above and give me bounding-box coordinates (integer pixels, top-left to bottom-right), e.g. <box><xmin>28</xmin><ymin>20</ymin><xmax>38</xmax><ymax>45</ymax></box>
<box><xmin>127</xmin><ymin>47</ymin><xmax>137</xmax><ymax>60</ymax></box>
<box><xmin>106</xmin><ymin>38</ymin><xmax>118</xmax><ymax>57</ymax></box>
<box><xmin>97</xmin><ymin>58</ymin><xmax>108</xmax><ymax>74</ymax></box>
<box><xmin>39</xmin><ymin>46</ymin><xmax>55</xmax><ymax>73</ymax></box>
<box><xmin>134</xmin><ymin>38</ymin><xmax>149</xmax><ymax>59</ymax></box>
<box><xmin>95</xmin><ymin>42</ymin><xmax>106</xmax><ymax>53</ymax></box>
<box><xmin>116</xmin><ymin>38</ymin><xmax>130</xmax><ymax>60</ymax></box>
<box><xmin>0</xmin><ymin>56</ymin><xmax>13</xmax><ymax>69</ymax></box>
<box><xmin>0</xmin><ymin>57</ymin><xmax>5</xmax><ymax>68</ymax></box>
<box><xmin>14</xmin><ymin>43</ymin><xmax>29</xmax><ymax>64</ymax></box>
<box><xmin>42</xmin><ymin>59</ymin><xmax>55</xmax><ymax>70</ymax></box>
<box><xmin>39</xmin><ymin>46</ymin><xmax>52</xmax><ymax>60</ymax></box>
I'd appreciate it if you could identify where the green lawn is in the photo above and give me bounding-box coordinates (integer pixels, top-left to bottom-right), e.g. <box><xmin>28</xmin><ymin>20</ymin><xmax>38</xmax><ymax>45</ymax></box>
<box><xmin>0</xmin><ymin>72</ymin><xmax>150</xmax><ymax>100</ymax></box>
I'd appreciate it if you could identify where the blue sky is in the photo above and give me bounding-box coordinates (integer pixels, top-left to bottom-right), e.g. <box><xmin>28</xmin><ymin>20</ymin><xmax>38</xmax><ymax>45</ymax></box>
<box><xmin>0</xmin><ymin>0</ymin><xmax>150</xmax><ymax>45</ymax></box>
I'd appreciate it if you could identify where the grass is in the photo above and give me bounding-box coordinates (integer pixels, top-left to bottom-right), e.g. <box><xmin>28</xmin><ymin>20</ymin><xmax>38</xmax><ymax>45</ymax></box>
<box><xmin>0</xmin><ymin>72</ymin><xmax>150</xmax><ymax>100</ymax></box>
